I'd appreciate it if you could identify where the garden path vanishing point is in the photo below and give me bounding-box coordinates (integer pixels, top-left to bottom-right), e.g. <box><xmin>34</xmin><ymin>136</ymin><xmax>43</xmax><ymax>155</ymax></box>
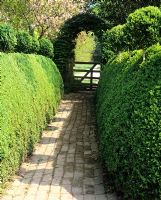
<box><xmin>1</xmin><ymin>92</ymin><xmax>117</xmax><ymax>200</ymax></box>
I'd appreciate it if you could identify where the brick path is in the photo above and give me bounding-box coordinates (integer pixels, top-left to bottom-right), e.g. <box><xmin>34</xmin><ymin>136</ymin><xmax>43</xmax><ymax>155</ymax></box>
<box><xmin>1</xmin><ymin>92</ymin><xmax>117</xmax><ymax>200</ymax></box>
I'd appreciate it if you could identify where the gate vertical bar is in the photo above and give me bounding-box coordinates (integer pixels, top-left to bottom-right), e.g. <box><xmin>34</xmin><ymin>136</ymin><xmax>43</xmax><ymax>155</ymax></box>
<box><xmin>90</xmin><ymin>64</ymin><xmax>93</xmax><ymax>90</ymax></box>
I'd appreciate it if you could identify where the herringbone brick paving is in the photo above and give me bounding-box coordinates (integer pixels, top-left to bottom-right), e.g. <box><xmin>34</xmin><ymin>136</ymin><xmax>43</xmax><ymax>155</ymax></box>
<box><xmin>1</xmin><ymin>92</ymin><xmax>117</xmax><ymax>200</ymax></box>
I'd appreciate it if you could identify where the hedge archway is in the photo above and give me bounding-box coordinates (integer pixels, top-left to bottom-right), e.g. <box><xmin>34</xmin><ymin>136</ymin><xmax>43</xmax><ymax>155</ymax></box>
<box><xmin>54</xmin><ymin>13</ymin><xmax>107</xmax><ymax>87</ymax></box>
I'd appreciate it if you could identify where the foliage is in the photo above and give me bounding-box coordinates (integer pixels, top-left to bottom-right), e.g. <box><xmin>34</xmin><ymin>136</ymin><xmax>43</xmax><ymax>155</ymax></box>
<box><xmin>54</xmin><ymin>13</ymin><xmax>106</xmax><ymax>85</ymax></box>
<box><xmin>125</xmin><ymin>6</ymin><xmax>161</xmax><ymax>50</ymax></box>
<box><xmin>31</xmin><ymin>37</ymin><xmax>40</xmax><ymax>54</ymax></box>
<box><xmin>0</xmin><ymin>24</ymin><xmax>17</xmax><ymax>52</ymax></box>
<box><xmin>96</xmin><ymin>46</ymin><xmax>161</xmax><ymax>199</ymax></box>
<box><xmin>145</xmin><ymin>43</ymin><xmax>161</xmax><ymax>59</ymax></box>
<box><xmin>102</xmin><ymin>24</ymin><xmax>126</xmax><ymax>61</ymax></box>
<box><xmin>102</xmin><ymin>6</ymin><xmax>161</xmax><ymax>61</ymax></box>
<box><xmin>39</xmin><ymin>38</ymin><xmax>54</xmax><ymax>58</ymax></box>
<box><xmin>0</xmin><ymin>23</ymin><xmax>53</xmax><ymax>57</ymax></box>
<box><xmin>92</xmin><ymin>0</ymin><xmax>161</xmax><ymax>27</ymax></box>
<box><xmin>0</xmin><ymin>0</ymin><xmax>90</xmax><ymax>38</ymax></box>
<box><xmin>0</xmin><ymin>53</ymin><xmax>63</xmax><ymax>188</ymax></box>
<box><xmin>16</xmin><ymin>31</ymin><xmax>33</xmax><ymax>53</ymax></box>
<box><xmin>75</xmin><ymin>31</ymin><xmax>97</xmax><ymax>62</ymax></box>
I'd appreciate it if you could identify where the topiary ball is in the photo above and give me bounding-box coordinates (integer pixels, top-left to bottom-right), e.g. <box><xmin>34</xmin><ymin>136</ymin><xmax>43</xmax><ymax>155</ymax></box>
<box><xmin>125</xmin><ymin>6</ymin><xmax>161</xmax><ymax>50</ymax></box>
<box><xmin>0</xmin><ymin>24</ymin><xmax>17</xmax><ymax>52</ymax></box>
<box><xmin>31</xmin><ymin>37</ymin><xmax>40</xmax><ymax>54</ymax></box>
<box><xmin>39</xmin><ymin>38</ymin><xmax>54</xmax><ymax>58</ymax></box>
<box><xmin>16</xmin><ymin>31</ymin><xmax>33</xmax><ymax>53</ymax></box>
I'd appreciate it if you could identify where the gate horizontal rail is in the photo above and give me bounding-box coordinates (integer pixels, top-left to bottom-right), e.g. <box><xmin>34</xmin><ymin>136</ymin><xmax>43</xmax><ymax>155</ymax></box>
<box><xmin>74</xmin><ymin>69</ymin><xmax>100</xmax><ymax>73</ymax></box>
<box><xmin>74</xmin><ymin>61</ymin><xmax>100</xmax><ymax>64</ymax></box>
<box><xmin>74</xmin><ymin>76</ymin><xmax>100</xmax><ymax>80</ymax></box>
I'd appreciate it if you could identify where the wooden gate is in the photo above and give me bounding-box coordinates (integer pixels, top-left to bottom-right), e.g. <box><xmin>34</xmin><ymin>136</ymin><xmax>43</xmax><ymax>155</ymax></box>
<box><xmin>73</xmin><ymin>61</ymin><xmax>101</xmax><ymax>91</ymax></box>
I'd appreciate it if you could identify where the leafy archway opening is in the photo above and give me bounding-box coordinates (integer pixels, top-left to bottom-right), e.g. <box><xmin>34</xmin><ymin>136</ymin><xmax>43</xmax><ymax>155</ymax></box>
<box><xmin>75</xmin><ymin>31</ymin><xmax>100</xmax><ymax>62</ymax></box>
<box><xmin>54</xmin><ymin>13</ymin><xmax>106</xmax><ymax>88</ymax></box>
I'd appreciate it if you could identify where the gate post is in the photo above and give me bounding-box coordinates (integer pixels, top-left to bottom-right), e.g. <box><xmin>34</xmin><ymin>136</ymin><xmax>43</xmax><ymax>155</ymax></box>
<box><xmin>64</xmin><ymin>57</ymin><xmax>74</xmax><ymax>91</ymax></box>
<box><xmin>90</xmin><ymin>67</ymin><xmax>93</xmax><ymax>90</ymax></box>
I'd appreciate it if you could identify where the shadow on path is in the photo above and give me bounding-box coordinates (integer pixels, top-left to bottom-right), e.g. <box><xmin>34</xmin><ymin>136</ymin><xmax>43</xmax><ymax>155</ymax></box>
<box><xmin>1</xmin><ymin>92</ymin><xmax>117</xmax><ymax>200</ymax></box>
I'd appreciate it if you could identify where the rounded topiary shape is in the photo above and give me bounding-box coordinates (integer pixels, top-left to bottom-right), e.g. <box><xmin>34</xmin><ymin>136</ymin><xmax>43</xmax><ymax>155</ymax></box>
<box><xmin>16</xmin><ymin>31</ymin><xmax>33</xmax><ymax>53</ymax></box>
<box><xmin>39</xmin><ymin>38</ymin><xmax>54</xmax><ymax>58</ymax></box>
<box><xmin>145</xmin><ymin>43</ymin><xmax>161</xmax><ymax>59</ymax></box>
<box><xmin>0</xmin><ymin>24</ymin><xmax>17</xmax><ymax>52</ymax></box>
<box><xmin>103</xmin><ymin>24</ymin><xmax>126</xmax><ymax>55</ymax></box>
<box><xmin>31</xmin><ymin>37</ymin><xmax>40</xmax><ymax>54</ymax></box>
<box><xmin>125</xmin><ymin>6</ymin><xmax>161</xmax><ymax>50</ymax></box>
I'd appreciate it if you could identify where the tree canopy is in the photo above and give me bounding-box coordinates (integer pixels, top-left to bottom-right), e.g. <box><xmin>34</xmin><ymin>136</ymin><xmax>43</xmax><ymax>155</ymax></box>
<box><xmin>0</xmin><ymin>0</ymin><xmax>90</xmax><ymax>38</ymax></box>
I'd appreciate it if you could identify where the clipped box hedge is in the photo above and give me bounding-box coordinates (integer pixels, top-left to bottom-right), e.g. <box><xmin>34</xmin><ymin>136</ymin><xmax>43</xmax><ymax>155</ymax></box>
<box><xmin>96</xmin><ymin>45</ymin><xmax>161</xmax><ymax>199</ymax></box>
<box><xmin>0</xmin><ymin>24</ymin><xmax>53</xmax><ymax>58</ymax></box>
<box><xmin>125</xmin><ymin>6</ymin><xmax>161</xmax><ymax>50</ymax></box>
<box><xmin>0</xmin><ymin>24</ymin><xmax>17</xmax><ymax>52</ymax></box>
<box><xmin>0</xmin><ymin>53</ymin><xmax>63</xmax><ymax>188</ymax></box>
<box><xmin>102</xmin><ymin>6</ymin><xmax>161</xmax><ymax>63</ymax></box>
<box><xmin>16</xmin><ymin>31</ymin><xmax>33</xmax><ymax>53</ymax></box>
<box><xmin>39</xmin><ymin>38</ymin><xmax>54</xmax><ymax>58</ymax></box>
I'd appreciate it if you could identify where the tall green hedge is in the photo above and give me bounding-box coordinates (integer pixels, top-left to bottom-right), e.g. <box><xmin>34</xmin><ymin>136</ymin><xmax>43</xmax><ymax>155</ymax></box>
<box><xmin>96</xmin><ymin>45</ymin><xmax>161</xmax><ymax>199</ymax></box>
<box><xmin>0</xmin><ymin>53</ymin><xmax>63</xmax><ymax>188</ymax></box>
